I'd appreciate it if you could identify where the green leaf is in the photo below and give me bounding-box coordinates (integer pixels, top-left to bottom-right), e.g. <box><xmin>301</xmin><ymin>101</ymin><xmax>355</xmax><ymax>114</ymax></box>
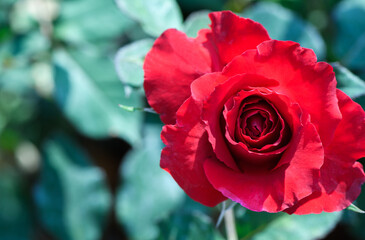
<box><xmin>34</xmin><ymin>134</ymin><xmax>112</xmax><ymax>240</ymax></box>
<box><xmin>52</xmin><ymin>48</ymin><xmax>143</xmax><ymax>144</ymax></box>
<box><xmin>183</xmin><ymin>10</ymin><xmax>211</xmax><ymax>38</ymax></box>
<box><xmin>176</xmin><ymin>0</ymin><xmax>224</xmax><ymax>12</ymax></box>
<box><xmin>333</xmin><ymin>63</ymin><xmax>365</xmax><ymax>99</ymax></box>
<box><xmin>55</xmin><ymin>0</ymin><xmax>134</xmax><ymax>45</ymax></box>
<box><xmin>0</xmin><ymin>167</ymin><xmax>33</xmax><ymax>240</ymax></box>
<box><xmin>0</xmin><ymin>0</ymin><xmax>16</xmax><ymax>29</ymax></box>
<box><xmin>0</xmin><ymin>39</ymin><xmax>38</xmax><ymax>130</ymax></box>
<box><xmin>9</xmin><ymin>0</ymin><xmax>37</xmax><ymax>34</ymax></box>
<box><xmin>116</xmin><ymin>0</ymin><xmax>183</xmax><ymax>37</ymax></box>
<box><xmin>114</xmin><ymin>39</ymin><xmax>154</xmax><ymax>87</ymax></box>
<box><xmin>347</xmin><ymin>203</ymin><xmax>365</xmax><ymax>214</ymax></box>
<box><xmin>116</xmin><ymin>123</ymin><xmax>184</xmax><ymax>240</ymax></box>
<box><xmin>159</xmin><ymin>199</ymin><xmax>224</xmax><ymax>240</ymax></box>
<box><xmin>346</xmin><ymin>184</ymin><xmax>365</xmax><ymax>239</ymax></box>
<box><xmin>119</xmin><ymin>105</ymin><xmax>156</xmax><ymax>114</ymax></box>
<box><xmin>242</xmin><ymin>2</ymin><xmax>326</xmax><ymax>60</ymax></box>
<box><xmin>0</xmin><ymin>38</ymin><xmax>33</xmax><ymax>93</ymax></box>
<box><xmin>238</xmin><ymin>209</ymin><xmax>342</xmax><ymax>240</ymax></box>
<box><xmin>333</xmin><ymin>0</ymin><xmax>365</xmax><ymax>71</ymax></box>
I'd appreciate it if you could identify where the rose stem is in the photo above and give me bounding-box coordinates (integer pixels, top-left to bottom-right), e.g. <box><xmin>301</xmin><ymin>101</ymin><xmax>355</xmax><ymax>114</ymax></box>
<box><xmin>224</xmin><ymin>206</ymin><xmax>238</xmax><ymax>240</ymax></box>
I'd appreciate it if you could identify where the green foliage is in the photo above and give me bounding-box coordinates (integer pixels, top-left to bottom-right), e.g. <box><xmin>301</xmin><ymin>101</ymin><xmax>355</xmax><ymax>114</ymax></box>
<box><xmin>34</xmin><ymin>134</ymin><xmax>111</xmax><ymax>240</ymax></box>
<box><xmin>236</xmin><ymin>208</ymin><xmax>342</xmax><ymax>240</ymax></box>
<box><xmin>115</xmin><ymin>39</ymin><xmax>154</xmax><ymax>87</ymax></box>
<box><xmin>55</xmin><ymin>0</ymin><xmax>134</xmax><ymax>46</ymax></box>
<box><xmin>116</xmin><ymin>0</ymin><xmax>183</xmax><ymax>37</ymax></box>
<box><xmin>250</xmin><ymin>212</ymin><xmax>341</xmax><ymax>240</ymax></box>
<box><xmin>116</xmin><ymin>123</ymin><xmax>184</xmax><ymax>240</ymax></box>
<box><xmin>183</xmin><ymin>10</ymin><xmax>211</xmax><ymax>37</ymax></box>
<box><xmin>1</xmin><ymin>0</ymin><xmax>365</xmax><ymax>239</ymax></box>
<box><xmin>333</xmin><ymin>63</ymin><xmax>365</xmax><ymax>99</ymax></box>
<box><xmin>177</xmin><ymin>0</ymin><xmax>225</xmax><ymax>12</ymax></box>
<box><xmin>347</xmin><ymin>203</ymin><xmax>365</xmax><ymax>214</ymax></box>
<box><xmin>0</xmin><ymin>36</ymin><xmax>39</xmax><ymax>148</ymax></box>
<box><xmin>333</xmin><ymin>0</ymin><xmax>365</xmax><ymax>71</ymax></box>
<box><xmin>348</xmin><ymin>185</ymin><xmax>365</xmax><ymax>239</ymax></box>
<box><xmin>242</xmin><ymin>2</ymin><xmax>326</xmax><ymax>59</ymax></box>
<box><xmin>0</xmin><ymin>168</ymin><xmax>33</xmax><ymax>240</ymax></box>
<box><xmin>158</xmin><ymin>198</ymin><xmax>224</xmax><ymax>240</ymax></box>
<box><xmin>53</xmin><ymin>49</ymin><xmax>143</xmax><ymax>144</ymax></box>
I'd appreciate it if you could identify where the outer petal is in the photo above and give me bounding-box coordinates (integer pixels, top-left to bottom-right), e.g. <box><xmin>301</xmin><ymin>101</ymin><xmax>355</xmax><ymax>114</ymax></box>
<box><xmin>197</xmin><ymin>11</ymin><xmax>271</xmax><ymax>69</ymax></box>
<box><xmin>190</xmin><ymin>72</ymin><xmax>228</xmax><ymax>103</ymax></box>
<box><xmin>284</xmin><ymin>162</ymin><xmax>365</xmax><ymax>214</ymax></box>
<box><xmin>326</xmin><ymin>90</ymin><xmax>365</xmax><ymax>162</ymax></box>
<box><xmin>223</xmin><ymin>40</ymin><xmax>342</xmax><ymax>146</ymax></box>
<box><xmin>204</xmin><ymin>114</ymin><xmax>324</xmax><ymax>212</ymax></box>
<box><xmin>284</xmin><ymin>90</ymin><xmax>365</xmax><ymax>214</ymax></box>
<box><xmin>144</xmin><ymin>29</ymin><xmax>212</xmax><ymax>124</ymax></box>
<box><xmin>160</xmin><ymin>97</ymin><xmax>226</xmax><ymax>206</ymax></box>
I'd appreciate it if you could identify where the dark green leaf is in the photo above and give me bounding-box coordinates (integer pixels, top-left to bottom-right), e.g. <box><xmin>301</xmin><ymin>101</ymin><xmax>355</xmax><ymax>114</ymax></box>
<box><xmin>53</xmin><ymin>48</ymin><xmax>143</xmax><ymax>144</ymax></box>
<box><xmin>158</xmin><ymin>198</ymin><xmax>224</xmax><ymax>240</ymax></box>
<box><xmin>0</xmin><ymin>38</ymin><xmax>33</xmax><ymax>93</ymax></box>
<box><xmin>34</xmin><ymin>134</ymin><xmax>111</xmax><ymax>240</ymax></box>
<box><xmin>9</xmin><ymin>0</ymin><xmax>36</xmax><ymax>34</ymax></box>
<box><xmin>116</xmin><ymin>0</ymin><xmax>183</xmax><ymax>37</ymax></box>
<box><xmin>176</xmin><ymin>0</ymin><xmax>224</xmax><ymax>12</ymax></box>
<box><xmin>183</xmin><ymin>10</ymin><xmax>211</xmax><ymax>38</ymax></box>
<box><xmin>346</xmin><ymin>184</ymin><xmax>365</xmax><ymax>239</ymax></box>
<box><xmin>116</xmin><ymin>123</ymin><xmax>184</xmax><ymax>240</ymax></box>
<box><xmin>0</xmin><ymin>39</ymin><xmax>37</xmax><ymax>132</ymax></box>
<box><xmin>333</xmin><ymin>0</ymin><xmax>365</xmax><ymax>71</ymax></box>
<box><xmin>347</xmin><ymin>203</ymin><xmax>365</xmax><ymax>214</ymax></box>
<box><xmin>0</xmin><ymin>167</ymin><xmax>33</xmax><ymax>240</ymax></box>
<box><xmin>55</xmin><ymin>0</ymin><xmax>134</xmax><ymax>45</ymax></box>
<box><xmin>115</xmin><ymin>39</ymin><xmax>154</xmax><ymax>87</ymax></box>
<box><xmin>237</xmin><ymin>209</ymin><xmax>342</xmax><ymax>240</ymax></box>
<box><xmin>333</xmin><ymin>63</ymin><xmax>365</xmax><ymax>99</ymax></box>
<box><xmin>242</xmin><ymin>2</ymin><xmax>326</xmax><ymax>59</ymax></box>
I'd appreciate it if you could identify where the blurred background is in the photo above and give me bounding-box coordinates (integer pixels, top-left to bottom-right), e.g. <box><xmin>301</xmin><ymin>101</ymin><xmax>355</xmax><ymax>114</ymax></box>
<box><xmin>1</xmin><ymin>0</ymin><xmax>365</xmax><ymax>239</ymax></box>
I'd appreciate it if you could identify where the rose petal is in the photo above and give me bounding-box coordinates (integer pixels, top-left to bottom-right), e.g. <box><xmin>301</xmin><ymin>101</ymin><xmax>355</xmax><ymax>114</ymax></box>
<box><xmin>223</xmin><ymin>94</ymin><xmax>278</xmax><ymax>146</ymax></box>
<box><xmin>144</xmin><ymin>29</ymin><xmax>213</xmax><ymax>124</ymax></box>
<box><xmin>204</xmin><ymin>114</ymin><xmax>324</xmax><ymax>212</ymax></box>
<box><xmin>197</xmin><ymin>11</ymin><xmax>271</xmax><ymax>69</ymax></box>
<box><xmin>222</xmin><ymin>40</ymin><xmax>342</xmax><ymax>146</ymax></box>
<box><xmin>221</xmin><ymin>89</ymin><xmax>291</xmax><ymax>170</ymax></box>
<box><xmin>223</xmin><ymin>93</ymin><xmax>263</xmax><ymax>143</ymax></box>
<box><xmin>284</xmin><ymin>162</ymin><xmax>365</xmax><ymax>214</ymax></box>
<box><xmin>190</xmin><ymin>72</ymin><xmax>228</xmax><ymax>103</ymax></box>
<box><xmin>202</xmin><ymin>74</ymin><xmax>279</xmax><ymax>171</ymax></box>
<box><xmin>284</xmin><ymin>90</ymin><xmax>365</xmax><ymax>214</ymax></box>
<box><xmin>160</xmin><ymin>97</ymin><xmax>226</xmax><ymax>206</ymax></box>
<box><xmin>234</xmin><ymin>97</ymin><xmax>281</xmax><ymax>149</ymax></box>
<box><xmin>326</xmin><ymin>90</ymin><xmax>365</xmax><ymax>163</ymax></box>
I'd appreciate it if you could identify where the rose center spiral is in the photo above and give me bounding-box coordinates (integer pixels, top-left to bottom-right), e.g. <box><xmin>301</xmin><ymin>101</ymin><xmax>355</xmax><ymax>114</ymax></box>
<box><xmin>245</xmin><ymin>113</ymin><xmax>266</xmax><ymax>138</ymax></box>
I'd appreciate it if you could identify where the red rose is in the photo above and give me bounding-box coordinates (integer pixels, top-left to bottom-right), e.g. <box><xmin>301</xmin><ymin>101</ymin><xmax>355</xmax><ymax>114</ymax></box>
<box><xmin>143</xmin><ymin>11</ymin><xmax>365</xmax><ymax>214</ymax></box>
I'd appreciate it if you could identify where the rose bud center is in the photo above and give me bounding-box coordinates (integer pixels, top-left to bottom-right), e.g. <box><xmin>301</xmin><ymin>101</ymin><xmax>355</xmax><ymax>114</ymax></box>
<box><xmin>246</xmin><ymin>113</ymin><xmax>267</xmax><ymax>138</ymax></box>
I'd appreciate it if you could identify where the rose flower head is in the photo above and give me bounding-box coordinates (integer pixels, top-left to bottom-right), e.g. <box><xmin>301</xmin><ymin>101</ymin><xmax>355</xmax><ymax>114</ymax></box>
<box><xmin>143</xmin><ymin>11</ymin><xmax>365</xmax><ymax>214</ymax></box>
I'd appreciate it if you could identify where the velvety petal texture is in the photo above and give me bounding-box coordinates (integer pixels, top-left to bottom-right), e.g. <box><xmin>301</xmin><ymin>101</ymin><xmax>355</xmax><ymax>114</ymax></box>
<box><xmin>202</xmin><ymin>74</ymin><xmax>279</xmax><ymax>171</ymax></box>
<box><xmin>223</xmin><ymin>40</ymin><xmax>342</xmax><ymax>146</ymax></box>
<box><xmin>144</xmin><ymin>10</ymin><xmax>365</xmax><ymax>214</ymax></box>
<box><xmin>144</xmin><ymin>11</ymin><xmax>270</xmax><ymax>124</ymax></box>
<box><xmin>161</xmin><ymin>98</ymin><xmax>227</xmax><ymax>206</ymax></box>
<box><xmin>204</xmin><ymin>111</ymin><xmax>324</xmax><ymax>212</ymax></box>
<box><xmin>144</xmin><ymin>29</ymin><xmax>212</xmax><ymax>124</ymax></box>
<box><xmin>284</xmin><ymin>90</ymin><xmax>365</xmax><ymax>214</ymax></box>
<box><xmin>197</xmin><ymin>11</ymin><xmax>271</xmax><ymax>69</ymax></box>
